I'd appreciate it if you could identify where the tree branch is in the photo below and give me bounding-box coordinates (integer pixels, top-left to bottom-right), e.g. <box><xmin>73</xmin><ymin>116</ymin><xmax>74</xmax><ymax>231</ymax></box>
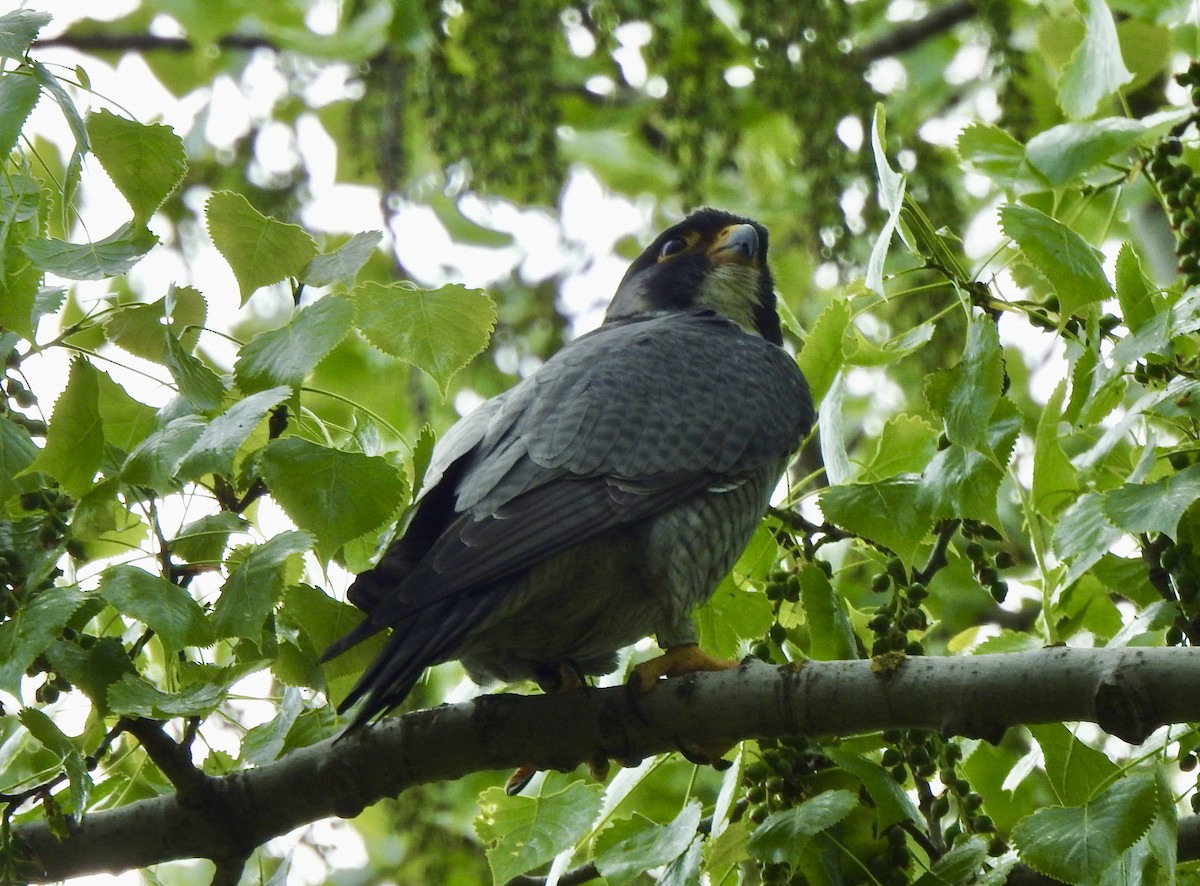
<box><xmin>16</xmin><ymin>646</ymin><xmax>1200</xmax><ymax>881</ymax></box>
<box><xmin>860</xmin><ymin>0</ymin><xmax>979</xmax><ymax>62</ymax></box>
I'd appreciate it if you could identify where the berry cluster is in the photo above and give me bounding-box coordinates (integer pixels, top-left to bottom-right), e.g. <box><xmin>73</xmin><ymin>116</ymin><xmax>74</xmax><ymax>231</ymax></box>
<box><xmin>741</xmin><ymin>735</ymin><xmax>834</xmax><ymax>884</ymax></box>
<box><xmin>867</xmin><ymin>557</ymin><xmax>928</xmax><ymax>657</ymax></box>
<box><xmin>1146</xmin><ymin>61</ymin><xmax>1200</xmax><ymax>288</ymax></box>
<box><xmin>1181</xmin><ymin>750</ymin><xmax>1200</xmax><ymax>814</ymax></box>
<box><xmin>965</xmin><ymin>540</ymin><xmax>1013</xmax><ymax>604</ymax></box>
<box><xmin>1143</xmin><ymin>534</ymin><xmax>1200</xmax><ymax>646</ymax></box>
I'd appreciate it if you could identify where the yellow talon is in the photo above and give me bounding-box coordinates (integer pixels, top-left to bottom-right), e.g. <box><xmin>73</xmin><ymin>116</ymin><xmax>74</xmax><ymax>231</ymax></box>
<box><xmin>629</xmin><ymin>644</ymin><xmax>739</xmax><ymax>693</ymax></box>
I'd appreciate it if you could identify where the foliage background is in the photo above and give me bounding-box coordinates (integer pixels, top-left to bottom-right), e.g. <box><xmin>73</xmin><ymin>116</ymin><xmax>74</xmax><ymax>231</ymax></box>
<box><xmin>3</xmin><ymin>0</ymin><xmax>1200</xmax><ymax>884</ymax></box>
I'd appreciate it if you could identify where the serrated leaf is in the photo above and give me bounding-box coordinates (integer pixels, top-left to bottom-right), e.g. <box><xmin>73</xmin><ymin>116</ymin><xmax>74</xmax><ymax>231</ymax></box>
<box><xmin>1058</xmin><ymin>0</ymin><xmax>1134</xmax><ymax>119</ymax></box>
<box><xmin>301</xmin><ymin>231</ymin><xmax>381</xmax><ymax>288</ymax></box>
<box><xmin>844</xmin><ymin>321</ymin><xmax>934</xmax><ymax>368</ymax></box>
<box><xmin>821</xmin><ymin>478</ymin><xmax>932</xmax><ymax>570</ymax></box>
<box><xmin>353</xmin><ymin>281</ymin><xmax>496</xmax><ymax>396</ymax></box>
<box><xmin>257</xmin><ymin>437</ymin><xmax>405</xmax><ymax>558</ymax></box>
<box><xmin>19</xmin><ymin>708</ymin><xmax>91</xmax><ymax>815</ymax></box>
<box><xmin>595</xmin><ymin>801</ymin><xmax>702</xmax><ymax>883</ymax></box>
<box><xmin>824</xmin><ymin>750</ymin><xmax>923</xmax><ymax>830</ymax></box>
<box><xmin>956</xmin><ymin>123</ymin><xmax>1048</xmax><ymax>194</ymax></box>
<box><xmin>1013</xmin><ymin>774</ymin><xmax>1157</xmax><ymax>884</ymax></box>
<box><xmin>0</xmin><ymin>9</ymin><xmax>51</xmax><ymax>57</ymax></box>
<box><xmin>0</xmin><ymin>414</ymin><xmax>37</xmax><ymax>505</ymax></box>
<box><xmin>86</xmin><ymin>110</ymin><xmax>186</xmax><ymax>223</ymax></box>
<box><xmin>1025</xmin><ymin>118</ymin><xmax>1144</xmax><ymax>187</ymax></box>
<box><xmin>941</xmin><ymin>317</ymin><xmax>1003</xmax><ymax>452</ymax></box>
<box><xmin>798</xmin><ymin>562</ymin><xmax>857</xmax><ymax>660</ymax></box>
<box><xmin>242</xmin><ymin>687</ymin><xmax>302</xmax><ymax>765</ymax></box>
<box><xmin>95</xmin><ymin>370</ymin><xmax>157</xmax><ymax>456</ymax></box>
<box><xmin>164</xmin><ymin>330</ymin><xmax>225</xmax><ymax>411</ymax></box>
<box><xmin>1029</xmin><ymin>724</ymin><xmax>1118</xmax><ymax>807</ymax></box>
<box><xmin>31</xmin><ymin>59</ymin><xmax>86</xmax><ymax>154</ymax></box>
<box><xmin>797</xmin><ymin>297</ymin><xmax>850</xmax><ymax>406</ymax></box>
<box><xmin>234</xmin><ymin>296</ymin><xmax>354</xmax><ymax>393</ymax></box>
<box><xmin>1000</xmin><ymin>203</ymin><xmax>1112</xmax><ymax>319</ymax></box>
<box><xmin>0</xmin><ymin>68</ymin><xmax>40</xmax><ymax>158</ymax></box>
<box><xmin>1033</xmin><ymin>381</ymin><xmax>1080</xmax><ymax>519</ymax></box>
<box><xmin>867</xmin><ymin>104</ymin><xmax>905</xmax><ymax>296</ymax></box>
<box><xmin>98</xmin><ymin>564</ymin><xmax>214</xmax><ymax>649</ymax></box>
<box><xmin>32</xmin><ymin>359</ymin><xmax>103</xmax><ymax>497</ymax></box>
<box><xmin>104</xmin><ymin>285</ymin><xmax>206</xmax><ymax>361</ymax></box>
<box><xmin>695</xmin><ymin>572</ymin><xmax>774</xmax><ymax>661</ymax></box>
<box><xmin>475</xmin><ymin>778</ymin><xmax>604</xmax><ymax>884</ymax></box>
<box><xmin>0</xmin><ymin>586</ymin><xmax>86</xmax><ymax>695</ymax></box>
<box><xmin>862</xmin><ymin>414</ymin><xmax>939</xmax><ymax>481</ymax></box>
<box><xmin>210</xmin><ymin>530</ymin><xmax>312</xmax><ymax>641</ymax></box>
<box><xmin>1101</xmin><ymin>464</ymin><xmax>1200</xmax><ymax>539</ymax></box>
<box><xmin>913</xmin><ymin>835</ymin><xmax>989</xmax><ymax>886</ymax></box>
<box><xmin>176</xmin><ymin>386</ymin><xmax>290</xmax><ymax>480</ymax></box>
<box><xmin>921</xmin><ymin>399</ymin><xmax>1020</xmax><ymax>525</ymax></box>
<box><xmin>106</xmin><ymin>673</ymin><xmax>226</xmax><ymax>718</ymax></box>
<box><xmin>1054</xmin><ymin>492</ymin><xmax>1124</xmax><ymax>587</ymax></box>
<box><xmin>21</xmin><ymin>221</ymin><xmax>157</xmax><ymax>280</ymax></box>
<box><xmin>206</xmin><ymin>190</ymin><xmax>318</xmax><ymax>304</ymax></box>
<box><xmin>173</xmin><ymin>512</ymin><xmax>248</xmax><ymax>565</ymax></box>
<box><xmin>122</xmin><ymin>415</ymin><xmax>206</xmax><ymax>490</ymax></box>
<box><xmin>284</xmin><ymin>584</ymin><xmax>384</xmax><ymax>684</ymax></box>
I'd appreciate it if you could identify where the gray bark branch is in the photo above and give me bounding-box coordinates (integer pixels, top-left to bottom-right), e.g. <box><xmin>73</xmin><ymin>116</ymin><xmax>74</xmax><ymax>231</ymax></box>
<box><xmin>17</xmin><ymin>646</ymin><xmax>1200</xmax><ymax>881</ymax></box>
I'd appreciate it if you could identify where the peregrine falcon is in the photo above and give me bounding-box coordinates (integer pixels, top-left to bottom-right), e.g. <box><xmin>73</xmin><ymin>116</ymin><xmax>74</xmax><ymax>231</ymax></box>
<box><xmin>323</xmin><ymin>208</ymin><xmax>815</xmax><ymax>744</ymax></box>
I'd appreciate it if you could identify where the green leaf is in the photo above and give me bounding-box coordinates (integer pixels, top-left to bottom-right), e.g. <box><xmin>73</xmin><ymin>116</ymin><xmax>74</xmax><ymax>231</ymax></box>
<box><xmin>824</xmin><ymin>750</ymin><xmax>923</xmax><ymax>830</ymax></box>
<box><xmin>1101</xmin><ymin>464</ymin><xmax>1200</xmax><ymax>539</ymax></box>
<box><xmin>1000</xmin><ymin>203</ymin><xmax>1113</xmax><ymax>319</ymax></box>
<box><xmin>938</xmin><ymin>316</ymin><xmax>1004</xmax><ymax>452</ymax></box>
<box><xmin>98</xmin><ymin>564</ymin><xmax>215</xmax><ymax>649</ymax></box>
<box><xmin>95</xmin><ymin>370</ymin><xmax>157</xmax><ymax>456</ymax></box>
<box><xmin>104</xmin><ymin>285</ymin><xmax>207</xmax><ymax>361</ymax></box>
<box><xmin>19</xmin><ymin>708</ymin><xmax>91</xmax><ymax>815</ymax></box>
<box><xmin>353</xmin><ymin>281</ymin><xmax>496</xmax><ymax>396</ymax></box>
<box><xmin>1058</xmin><ymin>0</ymin><xmax>1133</xmax><ymax>119</ymax></box>
<box><xmin>595</xmin><ymin>801</ymin><xmax>702</xmax><ymax>883</ymax></box>
<box><xmin>234</xmin><ymin>296</ymin><xmax>354</xmax><ymax>393</ymax></box>
<box><xmin>0</xmin><ymin>586</ymin><xmax>86</xmax><ymax>694</ymax></box>
<box><xmin>106</xmin><ymin>673</ymin><xmax>226</xmax><ymax>718</ymax></box>
<box><xmin>0</xmin><ymin>69</ymin><xmax>40</xmax><ymax>158</ymax></box>
<box><xmin>1033</xmin><ymin>381</ymin><xmax>1080</xmax><ymax>519</ymax></box>
<box><xmin>86</xmin><ymin>110</ymin><xmax>187</xmax><ymax>223</ymax></box>
<box><xmin>798</xmin><ymin>562</ymin><xmax>857</xmax><ymax>660</ymax></box>
<box><xmin>695</xmin><ymin>573</ymin><xmax>774</xmax><ymax>661</ymax></box>
<box><xmin>844</xmin><ymin>321</ymin><xmax>934</xmax><ymax>368</ymax></box>
<box><xmin>867</xmin><ymin>104</ymin><xmax>905</xmax><ymax>297</ymax></box>
<box><xmin>796</xmin><ymin>297</ymin><xmax>850</xmax><ymax>405</ymax></box>
<box><xmin>1029</xmin><ymin>724</ymin><xmax>1118</xmax><ymax>807</ymax></box>
<box><xmin>284</xmin><ymin>584</ymin><xmax>384</xmax><ymax>684</ymax></box>
<box><xmin>21</xmin><ymin>221</ymin><xmax>157</xmax><ymax>280</ymax></box>
<box><xmin>173</xmin><ymin>512</ymin><xmax>248</xmax><ymax>566</ymax></box>
<box><xmin>861</xmin><ymin>414</ymin><xmax>939</xmax><ymax>481</ymax></box>
<box><xmin>0</xmin><ymin>414</ymin><xmax>37</xmax><ymax>505</ymax></box>
<box><xmin>176</xmin><ymin>386</ymin><xmax>291</xmax><ymax>480</ymax></box>
<box><xmin>913</xmin><ymin>835</ymin><xmax>988</xmax><ymax>886</ymax></box>
<box><xmin>1054</xmin><ymin>492</ymin><xmax>1124</xmax><ymax>587</ymax></box>
<box><xmin>122</xmin><ymin>415</ymin><xmax>206</xmax><ymax>490</ymax></box>
<box><xmin>1112</xmin><ymin>242</ymin><xmax>1157</xmax><ymax>332</ymax></box>
<box><xmin>921</xmin><ymin>445</ymin><xmax>1004</xmax><ymax>525</ymax></box>
<box><xmin>164</xmin><ymin>330</ymin><xmax>226</xmax><ymax>411</ymax></box>
<box><xmin>1013</xmin><ymin>773</ymin><xmax>1157</xmax><ymax>884</ymax></box>
<box><xmin>210</xmin><ymin>530</ymin><xmax>312</xmax><ymax>641</ymax></box>
<box><xmin>301</xmin><ymin>231</ymin><xmax>382</xmax><ymax>288</ymax></box>
<box><xmin>0</xmin><ymin>9</ymin><xmax>52</xmax><ymax>57</ymax></box>
<box><xmin>956</xmin><ymin>123</ymin><xmax>1048</xmax><ymax>194</ymax></box>
<box><xmin>32</xmin><ymin>359</ymin><xmax>103</xmax><ymax>497</ymax></box>
<box><xmin>205</xmin><ymin>190</ymin><xmax>318</xmax><ymax>304</ymax></box>
<box><xmin>747</xmin><ymin>790</ymin><xmax>857</xmax><ymax>864</ymax></box>
<box><xmin>1025</xmin><ymin>118</ymin><xmax>1144</xmax><ymax>188</ymax></box>
<box><xmin>475</xmin><ymin>777</ymin><xmax>604</xmax><ymax>884</ymax></box>
<box><xmin>1148</xmin><ymin>765</ymin><xmax>1178</xmax><ymax>883</ymax></box>
<box><xmin>820</xmin><ymin>478</ymin><xmax>933</xmax><ymax>571</ymax></box>
<box><xmin>242</xmin><ymin>687</ymin><xmax>302</xmax><ymax>765</ymax></box>
<box><xmin>256</xmin><ymin>438</ymin><xmax>406</xmax><ymax>558</ymax></box>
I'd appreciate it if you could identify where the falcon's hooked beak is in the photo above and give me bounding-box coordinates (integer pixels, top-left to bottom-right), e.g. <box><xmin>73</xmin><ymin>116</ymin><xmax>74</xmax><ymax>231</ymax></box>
<box><xmin>708</xmin><ymin>224</ymin><xmax>760</xmax><ymax>268</ymax></box>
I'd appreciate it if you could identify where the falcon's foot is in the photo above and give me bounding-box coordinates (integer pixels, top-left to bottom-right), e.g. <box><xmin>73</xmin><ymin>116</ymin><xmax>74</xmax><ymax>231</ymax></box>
<box><xmin>629</xmin><ymin>644</ymin><xmax>739</xmax><ymax>694</ymax></box>
<box><xmin>626</xmin><ymin>644</ymin><xmax>739</xmax><ymax>769</ymax></box>
<box><xmin>505</xmin><ymin>661</ymin><xmax>592</xmax><ymax>796</ymax></box>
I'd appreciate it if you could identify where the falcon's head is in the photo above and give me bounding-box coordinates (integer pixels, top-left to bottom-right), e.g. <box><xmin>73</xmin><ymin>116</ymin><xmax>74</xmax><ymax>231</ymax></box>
<box><xmin>605</xmin><ymin>207</ymin><xmax>781</xmax><ymax>345</ymax></box>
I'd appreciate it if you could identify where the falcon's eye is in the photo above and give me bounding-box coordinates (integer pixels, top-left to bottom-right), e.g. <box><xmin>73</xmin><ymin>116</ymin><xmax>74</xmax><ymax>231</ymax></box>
<box><xmin>658</xmin><ymin>237</ymin><xmax>688</xmax><ymax>260</ymax></box>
